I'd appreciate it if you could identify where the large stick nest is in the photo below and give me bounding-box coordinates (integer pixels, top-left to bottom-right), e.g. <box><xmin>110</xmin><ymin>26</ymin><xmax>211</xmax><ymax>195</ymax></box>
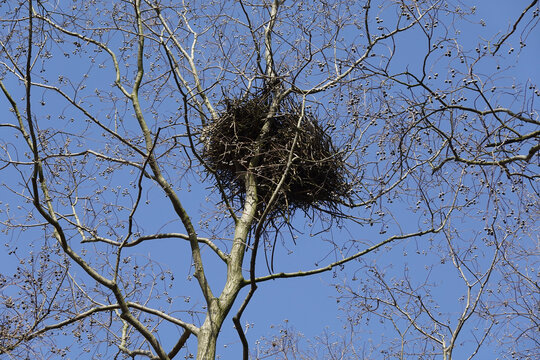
<box><xmin>202</xmin><ymin>86</ymin><xmax>350</xmax><ymax>216</ymax></box>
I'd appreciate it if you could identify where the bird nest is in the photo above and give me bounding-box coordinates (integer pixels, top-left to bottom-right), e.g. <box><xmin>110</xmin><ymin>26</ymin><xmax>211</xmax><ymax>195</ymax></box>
<box><xmin>202</xmin><ymin>86</ymin><xmax>349</xmax><ymax>217</ymax></box>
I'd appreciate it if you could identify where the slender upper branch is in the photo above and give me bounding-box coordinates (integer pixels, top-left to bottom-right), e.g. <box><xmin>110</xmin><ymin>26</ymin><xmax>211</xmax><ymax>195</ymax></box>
<box><xmin>126</xmin><ymin>0</ymin><xmax>215</xmax><ymax>312</ymax></box>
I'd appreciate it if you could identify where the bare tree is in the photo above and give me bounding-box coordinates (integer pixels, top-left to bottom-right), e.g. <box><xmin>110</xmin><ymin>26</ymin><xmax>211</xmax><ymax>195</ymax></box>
<box><xmin>0</xmin><ymin>0</ymin><xmax>537</xmax><ymax>359</ymax></box>
<box><xmin>251</xmin><ymin>1</ymin><xmax>540</xmax><ymax>359</ymax></box>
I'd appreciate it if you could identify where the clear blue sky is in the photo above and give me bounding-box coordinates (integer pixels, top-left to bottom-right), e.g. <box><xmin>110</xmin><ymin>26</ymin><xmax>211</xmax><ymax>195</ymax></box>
<box><xmin>0</xmin><ymin>1</ymin><xmax>538</xmax><ymax>359</ymax></box>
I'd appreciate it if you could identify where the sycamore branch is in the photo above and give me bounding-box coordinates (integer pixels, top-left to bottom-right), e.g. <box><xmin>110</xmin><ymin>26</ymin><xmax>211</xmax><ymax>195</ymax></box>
<box><xmin>82</xmin><ymin>233</ymin><xmax>228</xmax><ymax>263</ymax></box>
<box><xmin>251</xmin><ymin>226</ymin><xmax>444</xmax><ymax>284</ymax></box>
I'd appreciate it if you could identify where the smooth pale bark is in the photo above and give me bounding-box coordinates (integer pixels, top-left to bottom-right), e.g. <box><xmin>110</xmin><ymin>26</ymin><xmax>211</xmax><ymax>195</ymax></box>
<box><xmin>196</xmin><ymin>169</ymin><xmax>257</xmax><ymax>359</ymax></box>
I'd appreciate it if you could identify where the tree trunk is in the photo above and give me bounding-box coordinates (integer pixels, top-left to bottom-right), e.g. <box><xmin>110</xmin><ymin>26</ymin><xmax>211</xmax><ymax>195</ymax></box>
<box><xmin>196</xmin><ymin>321</ymin><xmax>219</xmax><ymax>359</ymax></box>
<box><xmin>196</xmin><ymin>274</ymin><xmax>244</xmax><ymax>359</ymax></box>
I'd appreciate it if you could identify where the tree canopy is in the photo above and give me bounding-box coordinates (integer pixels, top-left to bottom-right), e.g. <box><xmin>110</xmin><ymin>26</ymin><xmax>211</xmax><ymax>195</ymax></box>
<box><xmin>0</xmin><ymin>0</ymin><xmax>538</xmax><ymax>359</ymax></box>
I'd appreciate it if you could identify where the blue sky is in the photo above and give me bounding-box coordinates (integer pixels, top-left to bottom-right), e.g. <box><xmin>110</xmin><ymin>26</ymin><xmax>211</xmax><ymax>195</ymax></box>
<box><xmin>0</xmin><ymin>0</ymin><xmax>538</xmax><ymax>359</ymax></box>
